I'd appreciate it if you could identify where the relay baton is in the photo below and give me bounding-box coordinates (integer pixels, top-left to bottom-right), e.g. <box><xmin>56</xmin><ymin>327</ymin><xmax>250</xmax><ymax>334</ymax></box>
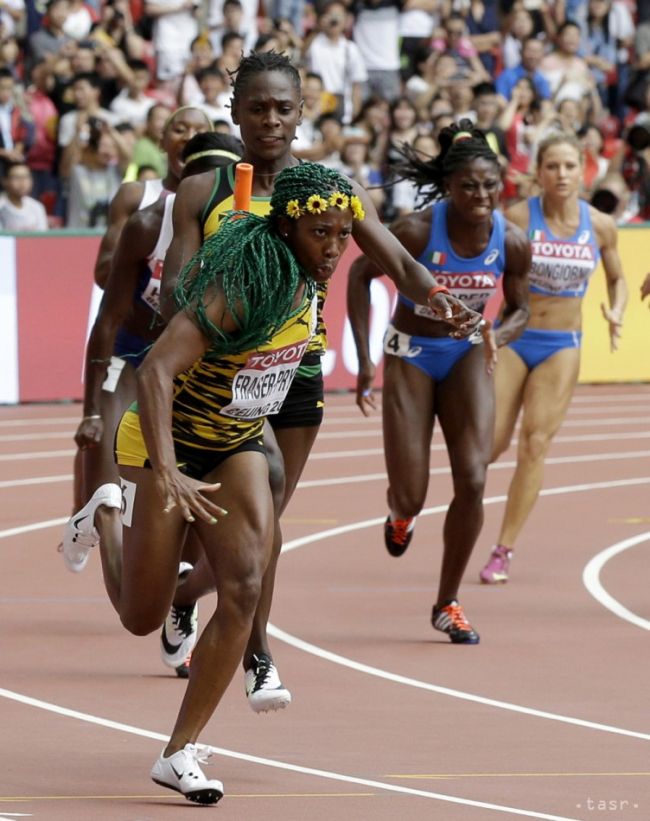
<box><xmin>233</xmin><ymin>162</ymin><xmax>253</xmax><ymax>213</ymax></box>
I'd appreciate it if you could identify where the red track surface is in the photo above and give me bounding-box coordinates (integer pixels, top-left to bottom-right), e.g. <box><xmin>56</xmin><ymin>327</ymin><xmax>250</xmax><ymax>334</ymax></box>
<box><xmin>1</xmin><ymin>385</ymin><xmax>649</xmax><ymax>821</ymax></box>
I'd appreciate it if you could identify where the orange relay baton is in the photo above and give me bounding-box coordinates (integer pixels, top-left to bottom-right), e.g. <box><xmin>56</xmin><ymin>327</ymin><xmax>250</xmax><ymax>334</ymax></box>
<box><xmin>233</xmin><ymin>162</ymin><xmax>253</xmax><ymax>213</ymax></box>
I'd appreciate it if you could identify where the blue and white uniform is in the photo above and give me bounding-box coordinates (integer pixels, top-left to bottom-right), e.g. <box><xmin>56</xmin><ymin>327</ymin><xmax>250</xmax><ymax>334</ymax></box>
<box><xmin>508</xmin><ymin>196</ymin><xmax>600</xmax><ymax>370</ymax></box>
<box><xmin>384</xmin><ymin>200</ymin><xmax>506</xmax><ymax>382</ymax></box>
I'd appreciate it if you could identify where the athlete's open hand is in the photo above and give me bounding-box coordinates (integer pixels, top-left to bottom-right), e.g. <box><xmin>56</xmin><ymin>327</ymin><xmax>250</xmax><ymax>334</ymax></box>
<box><xmin>75</xmin><ymin>416</ymin><xmax>104</xmax><ymax>449</ymax></box>
<box><xmin>479</xmin><ymin>319</ymin><xmax>498</xmax><ymax>375</ymax></box>
<box><xmin>356</xmin><ymin>362</ymin><xmax>377</xmax><ymax>416</ymax></box>
<box><xmin>429</xmin><ymin>292</ymin><xmax>483</xmax><ymax>335</ymax></box>
<box><xmin>600</xmin><ymin>303</ymin><xmax>623</xmax><ymax>352</ymax></box>
<box><xmin>641</xmin><ymin>273</ymin><xmax>650</xmax><ymax>306</ymax></box>
<box><xmin>155</xmin><ymin>469</ymin><xmax>228</xmax><ymax>524</ymax></box>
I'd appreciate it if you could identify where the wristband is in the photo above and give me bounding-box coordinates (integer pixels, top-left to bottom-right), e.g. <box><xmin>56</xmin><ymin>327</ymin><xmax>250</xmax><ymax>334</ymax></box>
<box><xmin>428</xmin><ymin>285</ymin><xmax>450</xmax><ymax>301</ymax></box>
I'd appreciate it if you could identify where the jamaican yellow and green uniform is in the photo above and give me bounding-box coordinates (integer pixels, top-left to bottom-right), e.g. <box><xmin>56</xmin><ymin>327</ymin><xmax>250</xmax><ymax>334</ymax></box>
<box><xmin>202</xmin><ymin>162</ymin><xmax>326</xmax><ymax>429</ymax></box>
<box><xmin>115</xmin><ymin>292</ymin><xmax>316</xmax><ymax>479</ymax></box>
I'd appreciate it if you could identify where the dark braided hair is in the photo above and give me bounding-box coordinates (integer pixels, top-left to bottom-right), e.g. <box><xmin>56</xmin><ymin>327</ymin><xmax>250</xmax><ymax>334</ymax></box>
<box><xmin>394</xmin><ymin>118</ymin><xmax>499</xmax><ymax>208</ymax></box>
<box><xmin>230</xmin><ymin>51</ymin><xmax>301</xmax><ymax>103</ymax></box>
<box><xmin>175</xmin><ymin>162</ymin><xmax>354</xmax><ymax>356</ymax></box>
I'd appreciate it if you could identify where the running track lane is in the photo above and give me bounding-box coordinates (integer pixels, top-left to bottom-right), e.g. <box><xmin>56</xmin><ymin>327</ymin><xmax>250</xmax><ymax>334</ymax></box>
<box><xmin>0</xmin><ymin>384</ymin><xmax>648</xmax><ymax>820</ymax></box>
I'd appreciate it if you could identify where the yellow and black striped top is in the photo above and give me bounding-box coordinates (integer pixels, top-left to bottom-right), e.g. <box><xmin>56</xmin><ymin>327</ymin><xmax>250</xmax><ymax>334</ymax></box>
<box><xmin>116</xmin><ymin>292</ymin><xmax>317</xmax><ymax>462</ymax></box>
<box><xmin>201</xmin><ymin>163</ymin><xmax>328</xmax><ymax>358</ymax></box>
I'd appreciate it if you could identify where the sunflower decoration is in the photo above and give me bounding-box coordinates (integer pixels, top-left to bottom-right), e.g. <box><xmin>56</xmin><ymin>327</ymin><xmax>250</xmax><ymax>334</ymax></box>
<box><xmin>329</xmin><ymin>192</ymin><xmax>349</xmax><ymax>210</ymax></box>
<box><xmin>305</xmin><ymin>194</ymin><xmax>329</xmax><ymax>215</ymax></box>
<box><xmin>350</xmin><ymin>195</ymin><xmax>365</xmax><ymax>221</ymax></box>
<box><xmin>286</xmin><ymin>199</ymin><xmax>302</xmax><ymax>219</ymax></box>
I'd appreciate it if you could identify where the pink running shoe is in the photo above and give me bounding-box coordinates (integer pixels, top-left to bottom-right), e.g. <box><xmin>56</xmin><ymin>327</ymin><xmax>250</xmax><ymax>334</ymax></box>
<box><xmin>479</xmin><ymin>545</ymin><xmax>513</xmax><ymax>584</ymax></box>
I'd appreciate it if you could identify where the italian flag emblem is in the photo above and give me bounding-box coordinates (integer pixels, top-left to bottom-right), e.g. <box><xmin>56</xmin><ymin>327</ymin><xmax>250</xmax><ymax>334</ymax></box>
<box><xmin>530</xmin><ymin>230</ymin><xmax>545</xmax><ymax>241</ymax></box>
<box><xmin>431</xmin><ymin>251</ymin><xmax>447</xmax><ymax>264</ymax></box>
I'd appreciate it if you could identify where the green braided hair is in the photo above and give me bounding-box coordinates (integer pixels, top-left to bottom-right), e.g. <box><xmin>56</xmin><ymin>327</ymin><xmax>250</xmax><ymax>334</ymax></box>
<box><xmin>175</xmin><ymin>162</ymin><xmax>357</xmax><ymax>356</ymax></box>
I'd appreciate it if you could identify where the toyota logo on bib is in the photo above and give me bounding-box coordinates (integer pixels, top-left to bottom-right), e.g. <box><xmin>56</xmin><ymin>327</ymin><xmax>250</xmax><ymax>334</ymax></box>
<box><xmin>483</xmin><ymin>249</ymin><xmax>499</xmax><ymax>265</ymax></box>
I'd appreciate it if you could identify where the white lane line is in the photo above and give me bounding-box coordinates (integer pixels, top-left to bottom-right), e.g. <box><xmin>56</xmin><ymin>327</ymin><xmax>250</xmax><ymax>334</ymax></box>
<box><xmin>569</xmin><ymin>393</ymin><xmax>650</xmax><ymax>404</ymax></box>
<box><xmin>0</xmin><ymin>417</ymin><xmax>79</xmax><ymax>428</ymax></box>
<box><xmin>0</xmin><ymin>688</ymin><xmax>577</xmax><ymax>820</ymax></box>
<box><xmin>0</xmin><ymin>432</ymin><xmax>73</xmax><ymax>443</ymax></box>
<box><xmin>297</xmin><ymin>451</ymin><xmax>650</xmax><ymax>490</ymax></box>
<box><xmin>582</xmin><ymin>533</ymin><xmax>650</xmax><ymax>631</ymax></box>
<box><xmin>0</xmin><ymin>475</ymin><xmax>72</xmax><ymax>490</ymax></box>
<box><xmin>269</xmin><ymin>476</ymin><xmax>650</xmax><ymax>741</ymax></box>
<box><xmin>0</xmin><ymin>450</ymin><xmax>75</xmax><ymax>463</ymax></box>
<box><xmin>0</xmin><ymin>517</ymin><xmax>68</xmax><ymax>540</ymax></box>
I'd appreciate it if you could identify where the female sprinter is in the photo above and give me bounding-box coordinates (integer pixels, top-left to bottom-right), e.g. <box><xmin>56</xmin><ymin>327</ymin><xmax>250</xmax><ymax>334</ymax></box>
<box><xmin>161</xmin><ymin>52</ymin><xmax>483</xmax><ymax>708</ymax></box>
<box><xmin>348</xmin><ymin>120</ymin><xmax>531</xmax><ymax>643</ymax></box>
<box><xmin>479</xmin><ymin>131</ymin><xmax>627</xmax><ymax>584</ymax></box>
<box><xmin>64</xmin><ymin>132</ymin><xmax>243</xmax><ymax>674</ymax></box>
<box><xmin>62</xmin><ymin>163</ymin><xmax>361</xmax><ymax>804</ymax></box>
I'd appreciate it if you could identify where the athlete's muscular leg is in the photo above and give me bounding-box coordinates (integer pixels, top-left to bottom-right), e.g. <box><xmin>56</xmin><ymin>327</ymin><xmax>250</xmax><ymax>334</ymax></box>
<box><xmin>382</xmin><ymin>355</ymin><xmax>436</xmax><ymax>519</ymax></box>
<box><xmin>491</xmin><ymin>347</ymin><xmax>529</xmax><ymax>462</ymax></box>
<box><xmin>497</xmin><ymin>348</ymin><xmax>580</xmax><ymax>549</ymax></box>
<box><xmin>84</xmin><ymin>362</ymin><xmax>138</xmax><ymax>608</ymax></box>
<box><xmin>435</xmin><ymin>345</ymin><xmax>494</xmax><ymax>605</ymax></box>
<box><xmin>164</xmin><ymin>453</ymin><xmax>273</xmax><ymax>755</ymax></box>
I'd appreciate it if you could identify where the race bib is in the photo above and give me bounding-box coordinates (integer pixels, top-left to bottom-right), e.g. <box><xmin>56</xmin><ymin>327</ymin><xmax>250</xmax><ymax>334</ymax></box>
<box><xmin>102</xmin><ymin>356</ymin><xmax>126</xmax><ymax>393</ymax></box>
<box><xmin>220</xmin><ymin>339</ymin><xmax>310</xmax><ymax>420</ymax></box>
<box><xmin>141</xmin><ymin>259</ymin><xmax>163</xmax><ymax>312</ymax></box>
<box><xmin>414</xmin><ymin>271</ymin><xmax>497</xmax><ymax>320</ymax></box>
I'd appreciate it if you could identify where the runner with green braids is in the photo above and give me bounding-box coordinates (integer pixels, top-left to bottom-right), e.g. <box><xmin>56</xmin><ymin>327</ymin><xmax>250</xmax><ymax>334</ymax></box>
<box><xmin>64</xmin><ymin>162</ymin><xmax>360</xmax><ymax>805</ymax></box>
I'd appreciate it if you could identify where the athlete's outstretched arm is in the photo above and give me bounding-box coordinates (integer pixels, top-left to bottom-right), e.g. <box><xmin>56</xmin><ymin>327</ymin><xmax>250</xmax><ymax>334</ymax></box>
<box><xmin>93</xmin><ymin>182</ymin><xmax>144</xmax><ymax>288</ymax></box>
<box><xmin>76</xmin><ymin>211</ymin><xmax>159</xmax><ymax>449</ymax></box>
<box><xmin>494</xmin><ymin>221</ymin><xmax>531</xmax><ymax>348</ymax></box>
<box><xmin>160</xmin><ymin>174</ymin><xmax>213</xmax><ymax>320</ymax></box>
<box><xmin>349</xmin><ymin>180</ymin><xmax>483</xmax><ymax>331</ymax></box>
<box><xmin>136</xmin><ymin>300</ymin><xmax>234</xmax><ymax>523</ymax></box>
<box><xmin>592</xmin><ymin>208</ymin><xmax>628</xmax><ymax>352</ymax></box>
<box><xmin>347</xmin><ymin>254</ymin><xmax>384</xmax><ymax>415</ymax></box>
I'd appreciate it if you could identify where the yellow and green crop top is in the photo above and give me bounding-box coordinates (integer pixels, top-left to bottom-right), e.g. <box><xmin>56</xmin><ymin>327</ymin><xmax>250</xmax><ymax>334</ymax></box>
<box><xmin>201</xmin><ymin>163</ymin><xmax>328</xmax><ymax>357</ymax></box>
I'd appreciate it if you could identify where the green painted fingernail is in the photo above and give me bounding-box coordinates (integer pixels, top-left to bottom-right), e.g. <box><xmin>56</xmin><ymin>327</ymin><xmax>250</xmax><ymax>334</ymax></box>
<box><xmin>187</xmin><ymin>516</ymin><xmax>195</xmax><ymax>522</ymax></box>
<box><xmin>210</xmin><ymin>517</ymin><xmax>218</xmax><ymax>524</ymax></box>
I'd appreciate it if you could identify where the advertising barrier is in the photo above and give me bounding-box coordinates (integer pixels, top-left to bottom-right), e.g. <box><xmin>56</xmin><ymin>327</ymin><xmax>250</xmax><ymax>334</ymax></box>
<box><xmin>0</xmin><ymin>227</ymin><xmax>648</xmax><ymax>404</ymax></box>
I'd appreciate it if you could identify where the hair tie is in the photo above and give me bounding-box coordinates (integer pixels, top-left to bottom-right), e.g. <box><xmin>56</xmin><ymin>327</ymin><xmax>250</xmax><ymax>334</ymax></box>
<box><xmin>452</xmin><ymin>131</ymin><xmax>473</xmax><ymax>144</ymax></box>
<box><xmin>184</xmin><ymin>149</ymin><xmax>241</xmax><ymax>165</ymax></box>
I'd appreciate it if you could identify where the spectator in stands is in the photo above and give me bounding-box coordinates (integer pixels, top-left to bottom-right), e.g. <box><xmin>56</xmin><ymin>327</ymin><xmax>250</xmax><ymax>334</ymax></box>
<box><xmin>0</xmin><ymin>34</ymin><xmax>21</xmax><ymax>79</ymax></box>
<box><xmin>496</xmin><ymin>36</ymin><xmax>552</xmax><ymax>102</ymax></box>
<box><xmin>215</xmin><ymin>31</ymin><xmax>245</xmax><ymax>76</ymax></box>
<box><xmin>539</xmin><ymin>21</ymin><xmax>591</xmax><ymax>97</ymax></box>
<box><xmin>194</xmin><ymin>66</ymin><xmax>236</xmax><ymax>132</ymax></box>
<box><xmin>454</xmin><ymin>0</ymin><xmax>501</xmax><ymax>75</ymax></box>
<box><xmin>0</xmin><ymin>161</ymin><xmax>48</xmax><ymax>230</ymax></box>
<box><xmin>62</xmin><ymin>0</ymin><xmax>96</xmax><ymax>41</ymax></box>
<box><xmin>352</xmin><ymin>0</ymin><xmax>402</xmax><ymax>104</ymax></box>
<box><xmin>145</xmin><ymin>0</ymin><xmax>198</xmax><ymax>83</ymax></box>
<box><xmin>0</xmin><ymin>0</ymin><xmax>25</xmax><ymax>40</ymax></box>
<box><xmin>57</xmin><ymin>71</ymin><xmax>116</xmax><ymax>164</ymax></box>
<box><xmin>209</xmin><ymin>0</ymin><xmax>255</xmax><ymax>56</ymax></box>
<box><xmin>66</xmin><ymin>117</ymin><xmax>127</xmax><ymax>227</ymax></box>
<box><xmin>109</xmin><ymin>58</ymin><xmax>155</xmax><ymax>127</ymax></box>
<box><xmin>0</xmin><ymin>68</ymin><xmax>34</xmax><ymax>180</ymax></box>
<box><xmin>498</xmin><ymin>76</ymin><xmax>544</xmax><ymax>202</ymax></box>
<box><xmin>398</xmin><ymin>0</ymin><xmax>438</xmax><ymax>82</ymax></box>
<box><xmin>128</xmin><ymin>102</ymin><xmax>171</xmax><ymax>178</ymax></box>
<box><xmin>580</xmin><ymin>122</ymin><xmax>609</xmax><ymax>196</ymax></box>
<box><xmin>339</xmin><ymin>129</ymin><xmax>384</xmax><ymax>213</ymax></box>
<box><xmin>28</xmin><ymin>0</ymin><xmax>72</xmax><ymax>70</ymax></box>
<box><xmin>268</xmin><ymin>0</ymin><xmax>306</xmax><ymax>38</ymax></box>
<box><xmin>472</xmin><ymin>81</ymin><xmax>508</xmax><ymax>165</ymax></box>
<box><xmin>207</xmin><ymin>0</ymin><xmax>258</xmax><ymax>56</ymax></box>
<box><xmin>385</xmin><ymin>96</ymin><xmax>421</xmax><ymax>168</ymax></box>
<box><xmin>431</xmin><ymin>12</ymin><xmax>490</xmax><ymax>86</ymax></box>
<box><xmin>501</xmin><ymin>5</ymin><xmax>536</xmax><ymax>69</ymax></box>
<box><xmin>89</xmin><ymin>0</ymin><xmax>146</xmax><ymax>61</ymax></box>
<box><xmin>24</xmin><ymin>60</ymin><xmax>59</xmax><ymax>203</ymax></box>
<box><xmin>349</xmin><ymin>94</ymin><xmax>390</xmax><ymax>167</ymax></box>
<box><xmin>294</xmin><ymin>71</ymin><xmax>325</xmax><ymax>152</ymax></box>
<box><xmin>304</xmin><ymin>1</ymin><xmax>367</xmax><ymax>124</ymax></box>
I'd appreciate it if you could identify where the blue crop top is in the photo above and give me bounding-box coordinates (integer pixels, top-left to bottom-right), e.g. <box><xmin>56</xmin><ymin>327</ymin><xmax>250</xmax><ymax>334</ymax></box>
<box><xmin>527</xmin><ymin>196</ymin><xmax>599</xmax><ymax>298</ymax></box>
<box><xmin>398</xmin><ymin>200</ymin><xmax>506</xmax><ymax>320</ymax></box>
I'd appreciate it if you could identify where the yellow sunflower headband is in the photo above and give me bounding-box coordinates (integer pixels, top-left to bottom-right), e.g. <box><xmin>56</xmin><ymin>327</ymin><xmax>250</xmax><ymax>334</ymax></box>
<box><xmin>285</xmin><ymin>191</ymin><xmax>365</xmax><ymax>221</ymax></box>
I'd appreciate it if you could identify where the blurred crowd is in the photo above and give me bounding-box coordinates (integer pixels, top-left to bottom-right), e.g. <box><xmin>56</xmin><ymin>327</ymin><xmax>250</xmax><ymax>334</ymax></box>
<box><xmin>1</xmin><ymin>0</ymin><xmax>650</xmax><ymax>231</ymax></box>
